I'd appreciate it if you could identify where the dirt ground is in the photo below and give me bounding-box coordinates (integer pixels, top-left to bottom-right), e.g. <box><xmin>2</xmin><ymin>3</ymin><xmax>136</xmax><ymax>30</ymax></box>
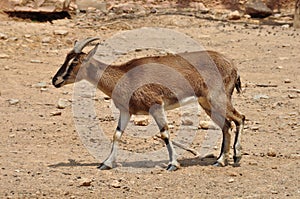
<box><xmin>0</xmin><ymin>4</ymin><xmax>299</xmax><ymax>199</ymax></box>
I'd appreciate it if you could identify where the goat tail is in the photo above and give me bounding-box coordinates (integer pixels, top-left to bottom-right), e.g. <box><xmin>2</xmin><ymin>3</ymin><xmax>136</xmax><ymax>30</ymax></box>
<box><xmin>235</xmin><ymin>75</ymin><xmax>242</xmax><ymax>94</ymax></box>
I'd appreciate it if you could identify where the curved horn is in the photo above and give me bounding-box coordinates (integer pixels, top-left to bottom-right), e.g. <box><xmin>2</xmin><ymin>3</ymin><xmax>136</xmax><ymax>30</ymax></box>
<box><xmin>74</xmin><ymin>37</ymin><xmax>100</xmax><ymax>53</ymax></box>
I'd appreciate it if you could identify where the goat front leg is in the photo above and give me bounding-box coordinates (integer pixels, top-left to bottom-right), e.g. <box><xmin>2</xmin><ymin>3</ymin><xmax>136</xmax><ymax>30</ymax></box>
<box><xmin>150</xmin><ymin>104</ymin><xmax>180</xmax><ymax>171</ymax></box>
<box><xmin>98</xmin><ymin>110</ymin><xmax>131</xmax><ymax>170</ymax></box>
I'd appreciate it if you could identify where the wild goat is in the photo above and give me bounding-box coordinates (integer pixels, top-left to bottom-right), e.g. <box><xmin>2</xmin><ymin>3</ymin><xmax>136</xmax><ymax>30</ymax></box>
<box><xmin>52</xmin><ymin>37</ymin><xmax>245</xmax><ymax>171</ymax></box>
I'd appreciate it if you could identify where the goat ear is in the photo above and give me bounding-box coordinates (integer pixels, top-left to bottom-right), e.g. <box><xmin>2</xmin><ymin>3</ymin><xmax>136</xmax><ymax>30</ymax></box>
<box><xmin>74</xmin><ymin>40</ymin><xmax>78</xmax><ymax>47</ymax></box>
<box><xmin>84</xmin><ymin>43</ymin><xmax>100</xmax><ymax>61</ymax></box>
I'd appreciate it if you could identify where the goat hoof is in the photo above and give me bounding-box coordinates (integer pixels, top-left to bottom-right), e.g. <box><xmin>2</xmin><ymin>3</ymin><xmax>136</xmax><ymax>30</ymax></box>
<box><xmin>233</xmin><ymin>156</ymin><xmax>241</xmax><ymax>167</ymax></box>
<box><xmin>97</xmin><ymin>163</ymin><xmax>112</xmax><ymax>170</ymax></box>
<box><xmin>233</xmin><ymin>156</ymin><xmax>241</xmax><ymax>164</ymax></box>
<box><xmin>166</xmin><ymin>164</ymin><xmax>179</xmax><ymax>171</ymax></box>
<box><xmin>213</xmin><ymin>161</ymin><xmax>225</xmax><ymax>167</ymax></box>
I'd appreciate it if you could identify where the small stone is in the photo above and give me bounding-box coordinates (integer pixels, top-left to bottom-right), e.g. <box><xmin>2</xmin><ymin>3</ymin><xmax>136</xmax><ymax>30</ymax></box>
<box><xmin>0</xmin><ymin>53</ymin><xmax>10</xmax><ymax>59</ymax></box>
<box><xmin>30</xmin><ymin>60</ymin><xmax>43</xmax><ymax>63</ymax></box>
<box><xmin>284</xmin><ymin>79</ymin><xmax>291</xmax><ymax>83</ymax></box>
<box><xmin>8</xmin><ymin>99</ymin><xmax>19</xmax><ymax>105</ymax></box>
<box><xmin>53</xmin><ymin>30</ymin><xmax>69</xmax><ymax>36</ymax></box>
<box><xmin>32</xmin><ymin>82</ymin><xmax>47</xmax><ymax>88</ymax></box>
<box><xmin>134</xmin><ymin>116</ymin><xmax>149</xmax><ymax>126</ymax></box>
<box><xmin>227</xmin><ymin>10</ymin><xmax>241</xmax><ymax>20</ymax></box>
<box><xmin>253</xmin><ymin>94</ymin><xmax>269</xmax><ymax>100</ymax></box>
<box><xmin>79</xmin><ymin>178</ymin><xmax>92</xmax><ymax>186</ymax></box>
<box><xmin>251</xmin><ymin>126</ymin><xmax>259</xmax><ymax>131</ymax></box>
<box><xmin>244</xmin><ymin>14</ymin><xmax>251</xmax><ymax>19</ymax></box>
<box><xmin>4</xmin><ymin>66</ymin><xmax>9</xmax><ymax>70</ymax></box>
<box><xmin>0</xmin><ymin>33</ymin><xmax>8</xmax><ymax>40</ymax></box>
<box><xmin>288</xmin><ymin>94</ymin><xmax>298</xmax><ymax>99</ymax></box>
<box><xmin>181</xmin><ymin>119</ymin><xmax>193</xmax><ymax>126</ymax></box>
<box><xmin>41</xmin><ymin>37</ymin><xmax>51</xmax><ymax>43</ymax></box>
<box><xmin>228</xmin><ymin>178</ymin><xmax>234</xmax><ymax>183</ymax></box>
<box><xmin>50</xmin><ymin>111</ymin><xmax>62</xmax><ymax>116</ymax></box>
<box><xmin>57</xmin><ymin>98</ymin><xmax>70</xmax><ymax>109</ymax></box>
<box><xmin>267</xmin><ymin>148</ymin><xmax>276</xmax><ymax>157</ymax></box>
<box><xmin>249</xmin><ymin>161</ymin><xmax>258</xmax><ymax>165</ymax></box>
<box><xmin>110</xmin><ymin>180</ymin><xmax>121</xmax><ymax>188</ymax></box>
<box><xmin>199</xmin><ymin>121</ymin><xmax>219</xmax><ymax>130</ymax></box>
<box><xmin>281</xmin><ymin>24</ymin><xmax>289</xmax><ymax>29</ymax></box>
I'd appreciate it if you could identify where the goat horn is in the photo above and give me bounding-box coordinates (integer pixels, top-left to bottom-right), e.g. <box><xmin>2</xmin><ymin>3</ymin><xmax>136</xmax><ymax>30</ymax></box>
<box><xmin>74</xmin><ymin>37</ymin><xmax>100</xmax><ymax>53</ymax></box>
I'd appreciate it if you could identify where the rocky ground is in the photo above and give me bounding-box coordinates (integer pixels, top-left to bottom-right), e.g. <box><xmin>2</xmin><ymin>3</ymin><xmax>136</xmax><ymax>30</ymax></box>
<box><xmin>0</xmin><ymin>1</ymin><xmax>299</xmax><ymax>198</ymax></box>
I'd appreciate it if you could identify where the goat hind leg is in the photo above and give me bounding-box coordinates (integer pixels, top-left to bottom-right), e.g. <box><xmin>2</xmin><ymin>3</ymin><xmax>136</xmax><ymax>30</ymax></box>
<box><xmin>150</xmin><ymin>104</ymin><xmax>179</xmax><ymax>171</ymax></box>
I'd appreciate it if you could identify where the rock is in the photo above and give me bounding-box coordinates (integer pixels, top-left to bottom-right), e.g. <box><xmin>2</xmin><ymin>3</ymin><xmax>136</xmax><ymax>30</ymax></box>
<box><xmin>181</xmin><ymin>118</ymin><xmax>193</xmax><ymax>126</ymax></box>
<box><xmin>244</xmin><ymin>14</ymin><xmax>251</xmax><ymax>19</ymax></box>
<box><xmin>3</xmin><ymin>0</ymin><xmax>71</xmax><ymax>12</ymax></box>
<box><xmin>284</xmin><ymin>79</ymin><xmax>291</xmax><ymax>83</ymax></box>
<box><xmin>245</xmin><ymin>0</ymin><xmax>272</xmax><ymax>18</ymax></box>
<box><xmin>109</xmin><ymin>3</ymin><xmax>145</xmax><ymax>15</ymax></box>
<box><xmin>253</xmin><ymin>94</ymin><xmax>269</xmax><ymax>100</ymax></box>
<box><xmin>267</xmin><ymin>148</ymin><xmax>276</xmax><ymax>157</ymax></box>
<box><xmin>30</xmin><ymin>59</ymin><xmax>43</xmax><ymax>63</ymax></box>
<box><xmin>228</xmin><ymin>178</ymin><xmax>234</xmax><ymax>183</ymax></box>
<box><xmin>8</xmin><ymin>99</ymin><xmax>19</xmax><ymax>105</ymax></box>
<box><xmin>41</xmin><ymin>37</ymin><xmax>51</xmax><ymax>43</ymax></box>
<box><xmin>76</xmin><ymin>0</ymin><xmax>107</xmax><ymax>12</ymax></box>
<box><xmin>57</xmin><ymin>98</ymin><xmax>70</xmax><ymax>109</ymax></box>
<box><xmin>0</xmin><ymin>53</ymin><xmax>10</xmax><ymax>59</ymax></box>
<box><xmin>53</xmin><ymin>30</ymin><xmax>69</xmax><ymax>36</ymax></box>
<box><xmin>190</xmin><ymin>2</ymin><xmax>209</xmax><ymax>13</ymax></box>
<box><xmin>0</xmin><ymin>33</ymin><xmax>8</xmax><ymax>40</ymax></box>
<box><xmin>79</xmin><ymin>178</ymin><xmax>92</xmax><ymax>187</ymax></box>
<box><xmin>32</xmin><ymin>82</ymin><xmax>47</xmax><ymax>88</ymax></box>
<box><xmin>281</xmin><ymin>24</ymin><xmax>290</xmax><ymax>29</ymax></box>
<box><xmin>133</xmin><ymin>116</ymin><xmax>149</xmax><ymax>126</ymax></box>
<box><xmin>110</xmin><ymin>180</ymin><xmax>121</xmax><ymax>188</ymax></box>
<box><xmin>199</xmin><ymin>121</ymin><xmax>219</xmax><ymax>130</ymax></box>
<box><xmin>251</xmin><ymin>126</ymin><xmax>259</xmax><ymax>131</ymax></box>
<box><xmin>50</xmin><ymin>111</ymin><xmax>62</xmax><ymax>116</ymax></box>
<box><xmin>288</xmin><ymin>94</ymin><xmax>298</xmax><ymax>99</ymax></box>
<box><xmin>227</xmin><ymin>10</ymin><xmax>241</xmax><ymax>20</ymax></box>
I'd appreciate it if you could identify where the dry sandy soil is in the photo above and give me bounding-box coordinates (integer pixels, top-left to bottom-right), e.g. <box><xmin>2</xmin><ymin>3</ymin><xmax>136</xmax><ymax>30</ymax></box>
<box><xmin>0</xmin><ymin>5</ymin><xmax>299</xmax><ymax>199</ymax></box>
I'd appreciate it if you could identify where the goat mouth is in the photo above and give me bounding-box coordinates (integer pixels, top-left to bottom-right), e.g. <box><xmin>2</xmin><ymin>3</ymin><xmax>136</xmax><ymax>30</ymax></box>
<box><xmin>52</xmin><ymin>78</ymin><xmax>65</xmax><ymax>88</ymax></box>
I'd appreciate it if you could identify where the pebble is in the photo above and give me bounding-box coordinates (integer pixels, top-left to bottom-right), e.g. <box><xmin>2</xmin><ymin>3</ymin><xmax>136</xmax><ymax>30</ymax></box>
<box><xmin>32</xmin><ymin>82</ymin><xmax>47</xmax><ymax>88</ymax></box>
<box><xmin>57</xmin><ymin>98</ymin><xmax>70</xmax><ymax>109</ymax></box>
<box><xmin>41</xmin><ymin>37</ymin><xmax>51</xmax><ymax>43</ymax></box>
<box><xmin>249</xmin><ymin>161</ymin><xmax>258</xmax><ymax>166</ymax></box>
<box><xmin>50</xmin><ymin>111</ymin><xmax>62</xmax><ymax>116</ymax></box>
<box><xmin>133</xmin><ymin>117</ymin><xmax>149</xmax><ymax>126</ymax></box>
<box><xmin>8</xmin><ymin>99</ymin><xmax>19</xmax><ymax>105</ymax></box>
<box><xmin>110</xmin><ymin>180</ymin><xmax>121</xmax><ymax>188</ymax></box>
<box><xmin>198</xmin><ymin>121</ymin><xmax>219</xmax><ymax>130</ymax></box>
<box><xmin>227</xmin><ymin>10</ymin><xmax>241</xmax><ymax>20</ymax></box>
<box><xmin>267</xmin><ymin>148</ymin><xmax>277</xmax><ymax>157</ymax></box>
<box><xmin>53</xmin><ymin>30</ymin><xmax>69</xmax><ymax>36</ymax></box>
<box><xmin>30</xmin><ymin>59</ymin><xmax>43</xmax><ymax>63</ymax></box>
<box><xmin>253</xmin><ymin>94</ymin><xmax>269</xmax><ymax>100</ymax></box>
<box><xmin>0</xmin><ymin>33</ymin><xmax>8</xmax><ymax>40</ymax></box>
<box><xmin>228</xmin><ymin>178</ymin><xmax>234</xmax><ymax>183</ymax></box>
<box><xmin>0</xmin><ymin>53</ymin><xmax>10</xmax><ymax>59</ymax></box>
<box><xmin>181</xmin><ymin>118</ymin><xmax>193</xmax><ymax>126</ymax></box>
<box><xmin>288</xmin><ymin>94</ymin><xmax>298</xmax><ymax>99</ymax></box>
<box><xmin>79</xmin><ymin>178</ymin><xmax>92</xmax><ymax>186</ymax></box>
<box><xmin>284</xmin><ymin>79</ymin><xmax>291</xmax><ymax>83</ymax></box>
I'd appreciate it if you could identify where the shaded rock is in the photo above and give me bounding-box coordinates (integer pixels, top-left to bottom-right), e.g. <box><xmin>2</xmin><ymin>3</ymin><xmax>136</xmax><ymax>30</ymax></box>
<box><xmin>76</xmin><ymin>0</ymin><xmax>107</xmax><ymax>12</ymax></box>
<box><xmin>50</xmin><ymin>111</ymin><xmax>62</xmax><ymax>116</ymax></box>
<box><xmin>227</xmin><ymin>10</ymin><xmax>241</xmax><ymax>20</ymax></box>
<box><xmin>79</xmin><ymin>178</ymin><xmax>92</xmax><ymax>187</ymax></box>
<box><xmin>253</xmin><ymin>94</ymin><xmax>269</xmax><ymax>100</ymax></box>
<box><xmin>57</xmin><ymin>98</ymin><xmax>70</xmax><ymax>109</ymax></box>
<box><xmin>41</xmin><ymin>37</ymin><xmax>51</xmax><ymax>43</ymax></box>
<box><xmin>181</xmin><ymin>118</ymin><xmax>193</xmax><ymax>126</ymax></box>
<box><xmin>32</xmin><ymin>82</ymin><xmax>47</xmax><ymax>88</ymax></box>
<box><xmin>199</xmin><ymin>121</ymin><xmax>219</xmax><ymax>130</ymax></box>
<box><xmin>0</xmin><ymin>33</ymin><xmax>8</xmax><ymax>40</ymax></box>
<box><xmin>133</xmin><ymin>116</ymin><xmax>149</xmax><ymax>126</ymax></box>
<box><xmin>53</xmin><ymin>30</ymin><xmax>68</xmax><ymax>36</ymax></box>
<box><xmin>245</xmin><ymin>0</ymin><xmax>272</xmax><ymax>18</ymax></box>
<box><xmin>0</xmin><ymin>53</ymin><xmax>10</xmax><ymax>59</ymax></box>
<box><xmin>8</xmin><ymin>99</ymin><xmax>19</xmax><ymax>105</ymax></box>
<box><xmin>267</xmin><ymin>148</ymin><xmax>276</xmax><ymax>157</ymax></box>
<box><xmin>110</xmin><ymin>179</ymin><xmax>121</xmax><ymax>188</ymax></box>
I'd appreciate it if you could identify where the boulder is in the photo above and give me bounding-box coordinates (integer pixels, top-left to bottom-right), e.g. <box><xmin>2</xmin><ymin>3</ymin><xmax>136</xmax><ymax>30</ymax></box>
<box><xmin>2</xmin><ymin>0</ymin><xmax>71</xmax><ymax>12</ymax></box>
<box><xmin>245</xmin><ymin>0</ymin><xmax>272</xmax><ymax>18</ymax></box>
